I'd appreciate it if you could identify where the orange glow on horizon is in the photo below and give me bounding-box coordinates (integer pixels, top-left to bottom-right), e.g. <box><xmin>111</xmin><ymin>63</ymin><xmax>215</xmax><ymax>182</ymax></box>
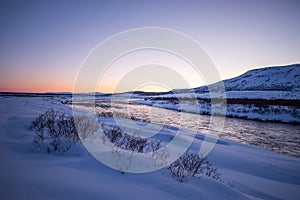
<box><xmin>0</xmin><ymin>83</ymin><xmax>171</xmax><ymax>94</ymax></box>
<box><xmin>0</xmin><ymin>78</ymin><xmax>74</xmax><ymax>93</ymax></box>
<box><xmin>0</xmin><ymin>86</ymin><xmax>73</xmax><ymax>93</ymax></box>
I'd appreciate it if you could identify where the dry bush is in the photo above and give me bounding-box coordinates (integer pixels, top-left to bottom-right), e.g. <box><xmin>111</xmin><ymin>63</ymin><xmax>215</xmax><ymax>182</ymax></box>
<box><xmin>74</xmin><ymin>114</ymin><xmax>99</xmax><ymax>140</ymax></box>
<box><xmin>29</xmin><ymin>109</ymin><xmax>99</xmax><ymax>153</ymax></box>
<box><xmin>101</xmin><ymin>124</ymin><xmax>161</xmax><ymax>153</ymax></box>
<box><xmin>168</xmin><ymin>152</ymin><xmax>221</xmax><ymax>182</ymax></box>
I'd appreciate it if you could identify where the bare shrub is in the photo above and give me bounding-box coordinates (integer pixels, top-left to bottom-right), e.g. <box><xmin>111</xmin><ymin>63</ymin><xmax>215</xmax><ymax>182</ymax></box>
<box><xmin>30</xmin><ymin>109</ymin><xmax>158</xmax><ymax>154</ymax></box>
<box><xmin>29</xmin><ymin>109</ymin><xmax>99</xmax><ymax>153</ymax></box>
<box><xmin>168</xmin><ymin>158</ymin><xmax>190</xmax><ymax>182</ymax></box>
<box><xmin>202</xmin><ymin>161</ymin><xmax>221</xmax><ymax>180</ymax></box>
<box><xmin>227</xmin><ymin>180</ymin><xmax>236</xmax><ymax>188</ymax></box>
<box><xmin>74</xmin><ymin>114</ymin><xmax>99</xmax><ymax>140</ymax></box>
<box><xmin>168</xmin><ymin>152</ymin><xmax>221</xmax><ymax>182</ymax></box>
<box><xmin>97</xmin><ymin>110</ymin><xmax>114</xmax><ymax>117</ymax></box>
<box><xmin>101</xmin><ymin>124</ymin><xmax>161</xmax><ymax>153</ymax></box>
<box><xmin>103</xmin><ymin>126</ymin><xmax>123</xmax><ymax>145</ymax></box>
<box><xmin>97</xmin><ymin>110</ymin><xmax>151</xmax><ymax>123</ymax></box>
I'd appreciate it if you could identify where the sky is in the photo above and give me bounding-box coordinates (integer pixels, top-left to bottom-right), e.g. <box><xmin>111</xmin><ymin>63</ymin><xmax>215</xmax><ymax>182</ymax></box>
<box><xmin>0</xmin><ymin>0</ymin><xmax>299</xmax><ymax>93</ymax></box>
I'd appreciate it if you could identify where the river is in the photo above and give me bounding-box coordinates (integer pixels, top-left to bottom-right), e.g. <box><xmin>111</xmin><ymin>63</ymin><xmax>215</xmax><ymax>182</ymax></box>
<box><xmin>73</xmin><ymin>99</ymin><xmax>300</xmax><ymax>158</ymax></box>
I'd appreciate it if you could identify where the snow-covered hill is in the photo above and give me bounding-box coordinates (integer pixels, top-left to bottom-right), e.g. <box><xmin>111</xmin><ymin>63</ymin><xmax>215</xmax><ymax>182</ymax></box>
<box><xmin>193</xmin><ymin>64</ymin><xmax>300</xmax><ymax>93</ymax></box>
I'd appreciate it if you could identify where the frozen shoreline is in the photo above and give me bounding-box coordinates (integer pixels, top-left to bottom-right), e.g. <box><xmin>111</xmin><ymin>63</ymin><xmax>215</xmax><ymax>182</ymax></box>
<box><xmin>133</xmin><ymin>97</ymin><xmax>300</xmax><ymax>124</ymax></box>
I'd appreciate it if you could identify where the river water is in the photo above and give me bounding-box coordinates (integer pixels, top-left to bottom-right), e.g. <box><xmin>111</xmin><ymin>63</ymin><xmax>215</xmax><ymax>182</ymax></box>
<box><xmin>74</xmin><ymin>99</ymin><xmax>300</xmax><ymax>158</ymax></box>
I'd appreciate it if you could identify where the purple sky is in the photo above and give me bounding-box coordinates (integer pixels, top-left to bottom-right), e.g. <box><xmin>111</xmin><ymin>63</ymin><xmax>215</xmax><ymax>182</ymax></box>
<box><xmin>0</xmin><ymin>0</ymin><xmax>299</xmax><ymax>92</ymax></box>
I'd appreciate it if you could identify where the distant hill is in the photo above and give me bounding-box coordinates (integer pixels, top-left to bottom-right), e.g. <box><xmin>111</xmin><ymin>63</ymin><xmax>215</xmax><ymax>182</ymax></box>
<box><xmin>191</xmin><ymin>64</ymin><xmax>300</xmax><ymax>93</ymax></box>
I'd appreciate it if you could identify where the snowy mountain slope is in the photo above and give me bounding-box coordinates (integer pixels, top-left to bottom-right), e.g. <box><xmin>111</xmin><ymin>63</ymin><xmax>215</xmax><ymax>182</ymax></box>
<box><xmin>193</xmin><ymin>64</ymin><xmax>300</xmax><ymax>93</ymax></box>
<box><xmin>222</xmin><ymin>64</ymin><xmax>300</xmax><ymax>91</ymax></box>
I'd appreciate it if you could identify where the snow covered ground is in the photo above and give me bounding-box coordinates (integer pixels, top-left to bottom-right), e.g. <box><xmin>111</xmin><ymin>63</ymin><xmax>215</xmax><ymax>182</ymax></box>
<box><xmin>1</xmin><ymin>96</ymin><xmax>300</xmax><ymax>200</ymax></box>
